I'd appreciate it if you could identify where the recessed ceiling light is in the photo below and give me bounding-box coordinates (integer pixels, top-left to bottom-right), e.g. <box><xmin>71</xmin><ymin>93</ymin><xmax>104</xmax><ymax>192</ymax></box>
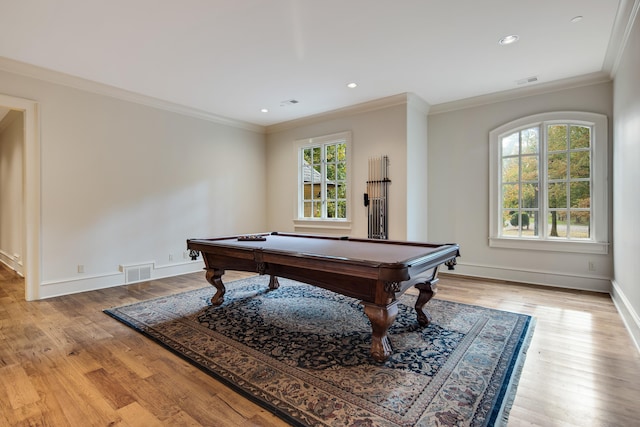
<box><xmin>260</xmin><ymin>108</ymin><xmax>268</xmax><ymax>113</ymax></box>
<box><xmin>499</xmin><ymin>34</ymin><xmax>519</xmax><ymax>45</ymax></box>
<box><xmin>347</xmin><ymin>82</ymin><xmax>358</xmax><ymax>88</ymax></box>
<box><xmin>570</xmin><ymin>16</ymin><xmax>583</xmax><ymax>23</ymax></box>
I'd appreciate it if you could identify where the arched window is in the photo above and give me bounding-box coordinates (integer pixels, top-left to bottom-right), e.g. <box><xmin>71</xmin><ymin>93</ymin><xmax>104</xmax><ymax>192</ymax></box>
<box><xmin>489</xmin><ymin>112</ymin><xmax>608</xmax><ymax>254</ymax></box>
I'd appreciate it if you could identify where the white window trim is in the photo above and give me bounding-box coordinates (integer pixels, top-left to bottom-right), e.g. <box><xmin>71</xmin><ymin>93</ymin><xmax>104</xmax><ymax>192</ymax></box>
<box><xmin>293</xmin><ymin>131</ymin><xmax>352</xmax><ymax>231</ymax></box>
<box><xmin>489</xmin><ymin>112</ymin><xmax>609</xmax><ymax>254</ymax></box>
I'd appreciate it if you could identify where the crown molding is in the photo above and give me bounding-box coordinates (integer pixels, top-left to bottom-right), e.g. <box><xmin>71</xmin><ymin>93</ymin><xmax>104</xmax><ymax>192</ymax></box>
<box><xmin>407</xmin><ymin>92</ymin><xmax>430</xmax><ymax>116</ymax></box>
<box><xmin>428</xmin><ymin>71</ymin><xmax>612</xmax><ymax>115</ymax></box>
<box><xmin>603</xmin><ymin>0</ymin><xmax>640</xmax><ymax>77</ymax></box>
<box><xmin>0</xmin><ymin>56</ymin><xmax>265</xmax><ymax>133</ymax></box>
<box><xmin>266</xmin><ymin>93</ymin><xmax>413</xmax><ymax>134</ymax></box>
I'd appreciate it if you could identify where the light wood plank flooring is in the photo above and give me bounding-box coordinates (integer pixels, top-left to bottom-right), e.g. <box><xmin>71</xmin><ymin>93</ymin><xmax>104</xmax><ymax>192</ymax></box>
<box><xmin>1</xmin><ymin>265</ymin><xmax>639</xmax><ymax>426</ymax></box>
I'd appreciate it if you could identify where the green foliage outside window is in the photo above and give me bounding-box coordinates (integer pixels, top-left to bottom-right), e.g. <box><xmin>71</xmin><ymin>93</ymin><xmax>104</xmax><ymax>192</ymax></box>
<box><xmin>500</xmin><ymin>124</ymin><xmax>591</xmax><ymax>239</ymax></box>
<box><xmin>301</xmin><ymin>142</ymin><xmax>347</xmax><ymax>219</ymax></box>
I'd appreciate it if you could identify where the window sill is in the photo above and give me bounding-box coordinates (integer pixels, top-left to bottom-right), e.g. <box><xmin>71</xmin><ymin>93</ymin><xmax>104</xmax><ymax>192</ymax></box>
<box><xmin>293</xmin><ymin>219</ymin><xmax>352</xmax><ymax>233</ymax></box>
<box><xmin>489</xmin><ymin>237</ymin><xmax>609</xmax><ymax>254</ymax></box>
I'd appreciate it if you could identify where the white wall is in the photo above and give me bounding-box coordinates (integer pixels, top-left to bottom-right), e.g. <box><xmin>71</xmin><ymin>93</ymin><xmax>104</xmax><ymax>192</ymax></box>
<box><xmin>427</xmin><ymin>81</ymin><xmax>614</xmax><ymax>292</ymax></box>
<box><xmin>406</xmin><ymin>96</ymin><xmax>430</xmax><ymax>241</ymax></box>
<box><xmin>0</xmin><ymin>69</ymin><xmax>267</xmax><ymax>298</ymax></box>
<box><xmin>266</xmin><ymin>99</ymin><xmax>408</xmax><ymax>239</ymax></box>
<box><xmin>612</xmin><ymin>11</ymin><xmax>640</xmax><ymax>348</ymax></box>
<box><xmin>0</xmin><ymin>110</ymin><xmax>24</xmax><ymax>274</ymax></box>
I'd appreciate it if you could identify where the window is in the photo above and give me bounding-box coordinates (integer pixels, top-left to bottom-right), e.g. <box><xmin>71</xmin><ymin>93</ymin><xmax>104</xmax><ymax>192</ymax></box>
<box><xmin>295</xmin><ymin>132</ymin><xmax>351</xmax><ymax>224</ymax></box>
<box><xmin>489</xmin><ymin>112</ymin><xmax>608</xmax><ymax>254</ymax></box>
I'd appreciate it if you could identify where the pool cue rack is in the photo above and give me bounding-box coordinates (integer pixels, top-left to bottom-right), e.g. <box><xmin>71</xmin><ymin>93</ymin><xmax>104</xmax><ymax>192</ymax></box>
<box><xmin>364</xmin><ymin>155</ymin><xmax>391</xmax><ymax>239</ymax></box>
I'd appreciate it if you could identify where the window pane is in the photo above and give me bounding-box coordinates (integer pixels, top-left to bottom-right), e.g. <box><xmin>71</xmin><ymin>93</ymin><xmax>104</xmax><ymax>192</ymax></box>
<box><xmin>313</xmin><ymin>202</ymin><xmax>321</xmax><ymax>218</ymax></box>
<box><xmin>327</xmin><ymin>201</ymin><xmax>336</xmax><ymax>218</ymax></box>
<box><xmin>570</xmin><ymin>126</ymin><xmax>590</xmax><ymax>149</ymax></box>
<box><xmin>312</xmin><ymin>147</ymin><xmax>321</xmax><ymax>164</ymax></box>
<box><xmin>337</xmin><ymin>200</ymin><xmax>346</xmax><ymax>218</ymax></box>
<box><xmin>502</xmin><ymin>210</ymin><xmax>518</xmax><ymax>235</ymax></box>
<box><xmin>570</xmin><ymin>151</ymin><xmax>590</xmax><ymax>179</ymax></box>
<box><xmin>547</xmin><ymin>153</ymin><xmax>567</xmax><ymax>179</ymax></box>
<box><xmin>311</xmin><ymin>184</ymin><xmax>321</xmax><ymax>200</ymax></box>
<box><xmin>548</xmin><ymin>183</ymin><xmax>567</xmax><ymax>208</ymax></box>
<box><xmin>521</xmin><ymin>155</ymin><xmax>538</xmax><ymax>181</ymax></box>
<box><xmin>326</xmin><ymin>144</ymin><xmax>335</xmax><ymax>162</ymax></box>
<box><xmin>303</xmin><ymin>202</ymin><xmax>312</xmax><ymax>217</ymax></box>
<box><xmin>327</xmin><ymin>186</ymin><xmax>336</xmax><ymax>199</ymax></box>
<box><xmin>570</xmin><ymin>182</ymin><xmax>590</xmax><ymax>208</ymax></box>
<box><xmin>302</xmin><ymin>163</ymin><xmax>312</xmax><ymax>184</ymax></box>
<box><xmin>570</xmin><ymin>211</ymin><xmax>590</xmax><ymax>238</ymax></box>
<box><xmin>505</xmin><ymin>211</ymin><xmax>538</xmax><ymax>237</ymax></box>
<box><xmin>303</xmin><ymin>148</ymin><xmax>312</xmax><ymax>163</ymax></box>
<box><xmin>337</xmin><ymin>162</ymin><xmax>346</xmax><ymax>180</ymax></box>
<box><xmin>337</xmin><ymin>183</ymin><xmax>346</xmax><ymax>198</ymax></box>
<box><xmin>326</xmin><ymin>164</ymin><xmax>336</xmax><ymax>181</ymax></box>
<box><xmin>337</xmin><ymin>143</ymin><xmax>346</xmax><ymax>161</ymax></box>
<box><xmin>521</xmin><ymin>183</ymin><xmax>539</xmax><ymax>208</ymax></box>
<box><xmin>521</xmin><ymin>210</ymin><xmax>539</xmax><ymax>237</ymax></box>
<box><xmin>521</xmin><ymin>127</ymin><xmax>539</xmax><ymax>154</ymax></box>
<box><xmin>548</xmin><ymin>211</ymin><xmax>567</xmax><ymax>237</ymax></box>
<box><xmin>502</xmin><ymin>184</ymin><xmax>519</xmax><ymax>208</ymax></box>
<box><xmin>502</xmin><ymin>157</ymin><xmax>519</xmax><ymax>183</ymax></box>
<box><xmin>548</xmin><ymin>125</ymin><xmax>567</xmax><ymax>151</ymax></box>
<box><xmin>502</xmin><ymin>132</ymin><xmax>519</xmax><ymax>156</ymax></box>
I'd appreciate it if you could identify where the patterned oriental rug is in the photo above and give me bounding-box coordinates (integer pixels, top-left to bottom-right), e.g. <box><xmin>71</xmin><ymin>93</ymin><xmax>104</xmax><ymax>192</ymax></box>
<box><xmin>105</xmin><ymin>276</ymin><xmax>535</xmax><ymax>427</ymax></box>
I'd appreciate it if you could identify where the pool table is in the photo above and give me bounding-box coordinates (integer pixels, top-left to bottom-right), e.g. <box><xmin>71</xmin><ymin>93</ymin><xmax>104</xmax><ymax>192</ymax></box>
<box><xmin>187</xmin><ymin>232</ymin><xmax>460</xmax><ymax>362</ymax></box>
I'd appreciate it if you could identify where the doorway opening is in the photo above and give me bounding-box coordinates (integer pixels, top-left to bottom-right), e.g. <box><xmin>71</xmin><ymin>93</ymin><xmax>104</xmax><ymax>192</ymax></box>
<box><xmin>0</xmin><ymin>93</ymin><xmax>40</xmax><ymax>300</ymax></box>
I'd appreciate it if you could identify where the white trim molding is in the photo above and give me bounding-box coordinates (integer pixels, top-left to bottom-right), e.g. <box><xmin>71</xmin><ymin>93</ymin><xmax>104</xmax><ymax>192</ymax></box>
<box><xmin>445</xmin><ymin>261</ymin><xmax>611</xmax><ymax>293</ymax></box>
<box><xmin>0</xmin><ymin>93</ymin><xmax>40</xmax><ymax>301</ymax></box>
<box><xmin>0</xmin><ymin>57</ymin><xmax>264</xmax><ymax>134</ymax></box>
<box><xmin>0</xmin><ymin>250</ymin><xmax>23</xmax><ymax>276</ymax></box>
<box><xmin>39</xmin><ymin>260</ymin><xmax>204</xmax><ymax>300</ymax></box>
<box><xmin>611</xmin><ymin>280</ymin><xmax>640</xmax><ymax>352</ymax></box>
<box><xmin>268</xmin><ymin>93</ymin><xmax>413</xmax><ymax>134</ymax></box>
<box><xmin>489</xmin><ymin>111</ymin><xmax>609</xmax><ymax>254</ymax></box>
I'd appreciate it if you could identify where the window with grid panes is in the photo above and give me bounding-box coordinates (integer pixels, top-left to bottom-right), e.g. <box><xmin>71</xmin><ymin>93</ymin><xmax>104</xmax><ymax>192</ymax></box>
<box><xmin>489</xmin><ymin>112</ymin><xmax>608</xmax><ymax>254</ymax></box>
<box><xmin>297</xmin><ymin>132</ymin><xmax>350</xmax><ymax>221</ymax></box>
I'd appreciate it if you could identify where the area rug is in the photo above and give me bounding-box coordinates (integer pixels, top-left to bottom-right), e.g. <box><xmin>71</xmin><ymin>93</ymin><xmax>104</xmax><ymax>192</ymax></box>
<box><xmin>104</xmin><ymin>276</ymin><xmax>534</xmax><ymax>427</ymax></box>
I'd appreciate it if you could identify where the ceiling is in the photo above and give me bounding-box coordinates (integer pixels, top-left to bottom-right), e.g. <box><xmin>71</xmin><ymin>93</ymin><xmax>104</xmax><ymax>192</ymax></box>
<box><xmin>0</xmin><ymin>1</ymin><xmax>632</xmax><ymax>127</ymax></box>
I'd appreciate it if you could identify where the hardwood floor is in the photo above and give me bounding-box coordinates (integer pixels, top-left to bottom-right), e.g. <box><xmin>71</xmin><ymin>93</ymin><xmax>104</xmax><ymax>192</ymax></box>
<box><xmin>1</xmin><ymin>265</ymin><xmax>639</xmax><ymax>426</ymax></box>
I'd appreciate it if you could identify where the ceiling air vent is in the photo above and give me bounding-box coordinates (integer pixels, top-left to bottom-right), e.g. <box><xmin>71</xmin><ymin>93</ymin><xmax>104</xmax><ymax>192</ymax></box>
<box><xmin>516</xmin><ymin>76</ymin><xmax>538</xmax><ymax>85</ymax></box>
<box><xmin>280</xmin><ymin>99</ymin><xmax>300</xmax><ymax>106</ymax></box>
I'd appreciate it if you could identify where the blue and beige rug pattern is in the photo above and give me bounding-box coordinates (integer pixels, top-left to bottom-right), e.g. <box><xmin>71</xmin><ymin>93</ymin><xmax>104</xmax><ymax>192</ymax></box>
<box><xmin>105</xmin><ymin>276</ymin><xmax>534</xmax><ymax>426</ymax></box>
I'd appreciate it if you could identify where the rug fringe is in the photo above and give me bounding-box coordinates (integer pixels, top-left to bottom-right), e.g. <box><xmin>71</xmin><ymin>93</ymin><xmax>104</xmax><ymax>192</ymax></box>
<box><xmin>493</xmin><ymin>317</ymin><xmax>536</xmax><ymax>427</ymax></box>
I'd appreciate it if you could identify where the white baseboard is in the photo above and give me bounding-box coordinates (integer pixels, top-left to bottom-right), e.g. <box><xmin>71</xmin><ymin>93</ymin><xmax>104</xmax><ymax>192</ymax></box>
<box><xmin>38</xmin><ymin>260</ymin><xmax>205</xmax><ymax>299</ymax></box>
<box><xmin>445</xmin><ymin>262</ymin><xmax>639</xmax><ymax>353</ymax></box>
<box><xmin>445</xmin><ymin>262</ymin><xmax>611</xmax><ymax>293</ymax></box>
<box><xmin>0</xmin><ymin>250</ymin><xmax>23</xmax><ymax>276</ymax></box>
<box><xmin>611</xmin><ymin>280</ymin><xmax>640</xmax><ymax>353</ymax></box>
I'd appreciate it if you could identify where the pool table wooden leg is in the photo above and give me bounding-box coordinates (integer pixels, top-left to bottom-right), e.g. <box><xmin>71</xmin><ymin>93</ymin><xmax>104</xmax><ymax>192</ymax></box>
<box><xmin>414</xmin><ymin>279</ymin><xmax>438</xmax><ymax>326</ymax></box>
<box><xmin>362</xmin><ymin>301</ymin><xmax>399</xmax><ymax>363</ymax></box>
<box><xmin>205</xmin><ymin>268</ymin><xmax>226</xmax><ymax>306</ymax></box>
<box><xmin>268</xmin><ymin>275</ymin><xmax>280</xmax><ymax>290</ymax></box>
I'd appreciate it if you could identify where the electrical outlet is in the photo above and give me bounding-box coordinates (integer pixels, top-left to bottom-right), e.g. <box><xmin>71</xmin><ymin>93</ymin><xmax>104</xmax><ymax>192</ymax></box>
<box><xmin>77</xmin><ymin>264</ymin><xmax>84</xmax><ymax>273</ymax></box>
<box><xmin>169</xmin><ymin>254</ymin><xmax>173</xmax><ymax>261</ymax></box>
<box><xmin>588</xmin><ymin>261</ymin><xmax>596</xmax><ymax>271</ymax></box>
